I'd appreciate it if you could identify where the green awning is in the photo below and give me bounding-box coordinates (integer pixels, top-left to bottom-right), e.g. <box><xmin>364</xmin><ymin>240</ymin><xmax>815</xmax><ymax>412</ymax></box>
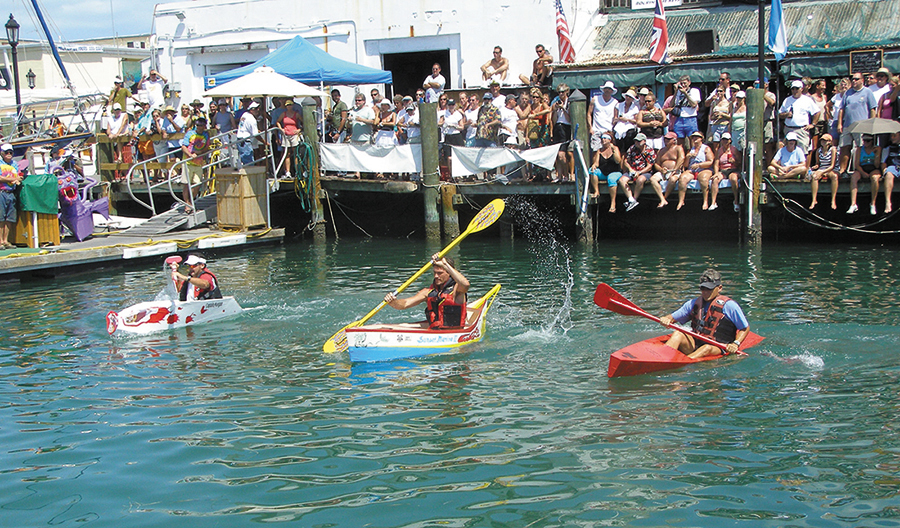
<box><xmin>782</xmin><ymin>51</ymin><xmax>900</xmax><ymax>79</ymax></box>
<box><xmin>657</xmin><ymin>60</ymin><xmax>772</xmax><ymax>84</ymax></box>
<box><xmin>781</xmin><ymin>55</ymin><xmax>848</xmax><ymax>79</ymax></box>
<box><xmin>554</xmin><ymin>66</ymin><xmax>659</xmax><ymax>90</ymax></box>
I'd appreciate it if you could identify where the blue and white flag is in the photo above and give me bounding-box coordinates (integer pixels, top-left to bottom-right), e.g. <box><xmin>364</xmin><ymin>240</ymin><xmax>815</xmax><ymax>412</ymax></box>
<box><xmin>768</xmin><ymin>0</ymin><xmax>787</xmax><ymax>61</ymax></box>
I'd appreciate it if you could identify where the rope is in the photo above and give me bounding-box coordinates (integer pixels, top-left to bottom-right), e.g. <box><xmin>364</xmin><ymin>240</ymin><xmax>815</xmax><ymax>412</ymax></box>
<box><xmin>0</xmin><ymin>230</ymin><xmax>272</xmax><ymax>260</ymax></box>
<box><xmin>328</xmin><ymin>197</ymin><xmax>373</xmax><ymax>238</ymax></box>
<box><xmin>765</xmin><ymin>177</ymin><xmax>900</xmax><ymax>234</ymax></box>
<box><xmin>324</xmin><ymin>190</ymin><xmax>339</xmax><ymax>240</ymax></box>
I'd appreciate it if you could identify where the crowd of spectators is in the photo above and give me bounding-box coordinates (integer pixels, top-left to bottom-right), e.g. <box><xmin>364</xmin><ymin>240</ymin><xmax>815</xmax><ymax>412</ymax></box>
<box><xmin>93</xmin><ymin>52</ymin><xmax>900</xmax><ymax>215</ymax></box>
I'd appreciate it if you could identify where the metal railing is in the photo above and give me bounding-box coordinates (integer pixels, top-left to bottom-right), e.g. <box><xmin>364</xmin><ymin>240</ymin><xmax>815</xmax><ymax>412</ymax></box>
<box><xmin>122</xmin><ymin>127</ymin><xmax>277</xmax><ymax>217</ymax></box>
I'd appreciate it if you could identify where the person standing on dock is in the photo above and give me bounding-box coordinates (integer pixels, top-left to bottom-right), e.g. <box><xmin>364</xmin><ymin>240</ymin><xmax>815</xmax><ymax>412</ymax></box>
<box><xmin>179</xmin><ymin>118</ymin><xmax>210</xmax><ymax>214</ymax></box>
<box><xmin>383</xmin><ymin>254</ymin><xmax>470</xmax><ymax>330</ymax></box>
<box><xmin>140</xmin><ymin>69</ymin><xmax>168</xmax><ymax>110</ymax></box>
<box><xmin>0</xmin><ymin>143</ymin><xmax>21</xmax><ymax>249</ymax></box>
<box><xmin>659</xmin><ymin>268</ymin><xmax>750</xmax><ymax>359</ymax></box>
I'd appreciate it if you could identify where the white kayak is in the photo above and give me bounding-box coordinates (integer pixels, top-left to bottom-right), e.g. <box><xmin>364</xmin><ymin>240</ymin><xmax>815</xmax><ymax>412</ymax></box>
<box><xmin>106</xmin><ymin>296</ymin><xmax>243</xmax><ymax>336</ymax></box>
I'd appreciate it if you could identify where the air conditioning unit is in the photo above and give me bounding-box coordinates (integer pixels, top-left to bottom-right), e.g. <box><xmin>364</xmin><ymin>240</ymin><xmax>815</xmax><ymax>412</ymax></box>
<box><xmin>685</xmin><ymin>29</ymin><xmax>719</xmax><ymax>56</ymax></box>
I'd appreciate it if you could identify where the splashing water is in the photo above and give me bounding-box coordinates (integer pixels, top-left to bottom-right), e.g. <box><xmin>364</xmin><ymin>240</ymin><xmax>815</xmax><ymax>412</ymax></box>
<box><xmin>152</xmin><ymin>262</ymin><xmax>179</xmax><ymax>301</ymax></box>
<box><xmin>507</xmin><ymin>196</ymin><xmax>575</xmax><ymax>334</ymax></box>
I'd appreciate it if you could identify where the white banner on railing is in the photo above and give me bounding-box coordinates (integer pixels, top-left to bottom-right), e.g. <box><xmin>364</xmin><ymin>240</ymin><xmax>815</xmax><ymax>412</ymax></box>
<box><xmin>320</xmin><ymin>144</ymin><xmax>422</xmax><ymax>173</ymax></box>
<box><xmin>450</xmin><ymin>144</ymin><xmax>562</xmax><ymax>179</ymax></box>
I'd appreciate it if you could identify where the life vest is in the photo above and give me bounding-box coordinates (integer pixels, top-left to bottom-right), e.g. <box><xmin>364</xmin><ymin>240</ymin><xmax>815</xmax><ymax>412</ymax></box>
<box><xmin>424</xmin><ymin>278</ymin><xmax>467</xmax><ymax>329</ymax></box>
<box><xmin>179</xmin><ymin>270</ymin><xmax>223</xmax><ymax>301</ymax></box>
<box><xmin>689</xmin><ymin>294</ymin><xmax>738</xmax><ymax>345</ymax></box>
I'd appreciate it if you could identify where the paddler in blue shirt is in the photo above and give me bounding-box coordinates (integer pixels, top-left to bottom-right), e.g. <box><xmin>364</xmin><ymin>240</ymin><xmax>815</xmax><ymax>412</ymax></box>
<box><xmin>383</xmin><ymin>254</ymin><xmax>470</xmax><ymax>329</ymax></box>
<box><xmin>659</xmin><ymin>268</ymin><xmax>750</xmax><ymax>358</ymax></box>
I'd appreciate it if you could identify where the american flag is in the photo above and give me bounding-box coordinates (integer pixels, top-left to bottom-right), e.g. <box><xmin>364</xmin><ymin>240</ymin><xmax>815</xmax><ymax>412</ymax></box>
<box><xmin>555</xmin><ymin>0</ymin><xmax>576</xmax><ymax>64</ymax></box>
<box><xmin>649</xmin><ymin>0</ymin><xmax>669</xmax><ymax>64</ymax></box>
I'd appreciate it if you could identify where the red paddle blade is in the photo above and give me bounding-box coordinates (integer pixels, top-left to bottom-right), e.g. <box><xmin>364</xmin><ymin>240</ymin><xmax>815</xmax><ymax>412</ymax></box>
<box><xmin>594</xmin><ymin>283</ymin><xmax>646</xmax><ymax>316</ymax></box>
<box><xmin>165</xmin><ymin>255</ymin><xmax>183</xmax><ymax>265</ymax></box>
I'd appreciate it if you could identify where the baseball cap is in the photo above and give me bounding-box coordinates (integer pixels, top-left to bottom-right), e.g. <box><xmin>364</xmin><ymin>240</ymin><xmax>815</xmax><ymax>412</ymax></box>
<box><xmin>185</xmin><ymin>255</ymin><xmax>206</xmax><ymax>266</ymax></box>
<box><xmin>785</xmin><ymin>132</ymin><xmax>799</xmax><ymax>141</ymax></box>
<box><xmin>114</xmin><ymin>76</ymin><xmax>123</xmax><ymax>83</ymax></box>
<box><xmin>735</xmin><ymin>90</ymin><xmax>746</xmax><ymax>98</ymax></box>
<box><xmin>664</xmin><ymin>131</ymin><xmax>677</xmax><ymax>139</ymax></box>
<box><xmin>482</xmin><ymin>93</ymin><xmax>493</xmax><ymax>100</ymax></box>
<box><xmin>112</xmin><ymin>103</ymin><xmax>122</xmax><ymax>110</ymax></box>
<box><xmin>1</xmin><ymin>143</ymin><xmax>13</xmax><ymax>152</ymax></box>
<box><xmin>248</xmin><ymin>102</ymin><xmax>260</xmax><ymax>109</ymax></box>
<box><xmin>721</xmin><ymin>132</ymin><xmax>732</xmax><ymax>140</ymax></box>
<box><xmin>791</xmin><ymin>80</ymin><xmax>803</xmax><ymax>89</ymax></box>
<box><xmin>699</xmin><ymin>268</ymin><xmax>722</xmax><ymax>289</ymax></box>
<box><xmin>634</xmin><ymin>132</ymin><xmax>647</xmax><ymax>141</ymax></box>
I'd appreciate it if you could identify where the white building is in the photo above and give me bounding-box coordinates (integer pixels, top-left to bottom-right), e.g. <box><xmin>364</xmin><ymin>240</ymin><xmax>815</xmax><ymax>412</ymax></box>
<box><xmin>151</xmin><ymin>0</ymin><xmax>596</xmax><ymax>104</ymax></box>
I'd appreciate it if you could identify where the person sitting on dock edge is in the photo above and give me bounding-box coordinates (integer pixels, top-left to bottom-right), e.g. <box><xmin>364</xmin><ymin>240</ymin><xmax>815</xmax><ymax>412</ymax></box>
<box><xmin>383</xmin><ymin>254</ymin><xmax>470</xmax><ymax>329</ymax></box>
<box><xmin>659</xmin><ymin>268</ymin><xmax>750</xmax><ymax>359</ymax></box>
<box><xmin>171</xmin><ymin>255</ymin><xmax>223</xmax><ymax>301</ymax></box>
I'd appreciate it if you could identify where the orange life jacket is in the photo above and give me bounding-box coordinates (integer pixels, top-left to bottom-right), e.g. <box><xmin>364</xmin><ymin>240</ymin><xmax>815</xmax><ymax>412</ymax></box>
<box><xmin>425</xmin><ymin>278</ymin><xmax>467</xmax><ymax>329</ymax></box>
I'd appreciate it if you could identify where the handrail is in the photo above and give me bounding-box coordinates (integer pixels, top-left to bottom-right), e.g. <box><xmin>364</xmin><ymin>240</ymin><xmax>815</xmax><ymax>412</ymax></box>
<box><xmin>123</xmin><ymin>126</ymin><xmax>277</xmax><ymax>217</ymax></box>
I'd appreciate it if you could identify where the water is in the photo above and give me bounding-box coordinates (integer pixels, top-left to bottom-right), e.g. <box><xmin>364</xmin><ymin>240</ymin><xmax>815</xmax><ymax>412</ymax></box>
<box><xmin>2</xmin><ymin>236</ymin><xmax>900</xmax><ymax>527</ymax></box>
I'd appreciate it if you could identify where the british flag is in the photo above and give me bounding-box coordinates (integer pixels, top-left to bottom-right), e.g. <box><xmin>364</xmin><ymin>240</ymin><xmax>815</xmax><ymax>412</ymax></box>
<box><xmin>555</xmin><ymin>0</ymin><xmax>576</xmax><ymax>64</ymax></box>
<box><xmin>649</xmin><ymin>0</ymin><xmax>669</xmax><ymax>64</ymax></box>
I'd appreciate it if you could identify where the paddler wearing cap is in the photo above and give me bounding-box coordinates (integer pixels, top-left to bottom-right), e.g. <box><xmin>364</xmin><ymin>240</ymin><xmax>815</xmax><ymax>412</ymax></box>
<box><xmin>171</xmin><ymin>255</ymin><xmax>223</xmax><ymax>301</ymax></box>
<box><xmin>659</xmin><ymin>268</ymin><xmax>750</xmax><ymax>358</ymax></box>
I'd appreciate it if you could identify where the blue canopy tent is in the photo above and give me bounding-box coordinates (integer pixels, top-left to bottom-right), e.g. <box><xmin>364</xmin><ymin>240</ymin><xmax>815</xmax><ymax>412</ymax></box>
<box><xmin>204</xmin><ymin>36</ymin><xmax>393</xmax><ymax>88</ymax></box>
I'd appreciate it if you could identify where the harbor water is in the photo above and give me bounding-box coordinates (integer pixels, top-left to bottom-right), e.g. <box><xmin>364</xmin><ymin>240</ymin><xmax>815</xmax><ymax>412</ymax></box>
<box><xmin>2</xmin><ymin>232</ymin><xmax>900</xmax><ymax>527</ymax></box>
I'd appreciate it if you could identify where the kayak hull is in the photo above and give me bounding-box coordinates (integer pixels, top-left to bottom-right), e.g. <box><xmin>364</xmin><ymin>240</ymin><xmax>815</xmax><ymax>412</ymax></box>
<box><xmin>107</xmin><ymin>296</ymin><xmax>243</xmax><ymax>336</ymax></box>
<box><xmin>608</xmin><ymin>331</ymin><xmax>765</xmax><ymax>378</ymax></box>
<box><xmin>346</xmin><ymin>284</ymin><xmax>501</xmax><ymax>362</ymax></box>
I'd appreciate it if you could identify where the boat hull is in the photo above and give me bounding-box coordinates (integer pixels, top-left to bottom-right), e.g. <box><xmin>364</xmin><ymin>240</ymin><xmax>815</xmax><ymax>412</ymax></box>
<box><xmin>107</xmin><ymin>296</ymin><xmax>243</xmax><ymax>336</ymax></box>
<box><xmin>346</xmin><ymin>284</ymin><xmax>501</xmax><ymax>362</ymax></box>
<box><xmin>608</xmin><ymin>331</ymin><xmax>765</xmax><ymax>378</ymax></box>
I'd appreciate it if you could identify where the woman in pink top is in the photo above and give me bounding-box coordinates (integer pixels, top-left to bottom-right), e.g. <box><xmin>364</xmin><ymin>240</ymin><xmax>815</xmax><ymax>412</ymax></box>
<box><xmin>710</xmin><ymin>133</ymin><xmax>742</xmax><ymax>212</ymax></box>
<box><xmin>277</xmin><ymin>100</ymin><xmax>302</xmax><ymax>177</ymax></box>
<box><xmin>878</xmin><ymin>75</ymin><xmax>899</xmax><ymax>120</ymax></box>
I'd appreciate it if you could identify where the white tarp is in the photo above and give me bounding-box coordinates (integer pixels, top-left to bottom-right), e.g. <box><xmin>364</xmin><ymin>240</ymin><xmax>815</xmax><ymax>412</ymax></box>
<box><xmin>320</xmin><ymin>144</ymin><xmax>422</xmax><ymax>173</ymax></box>
<box><xmin>450</xmin><ymin>144</ymin><xmax>561</xmax><ymax>179</ymax></box>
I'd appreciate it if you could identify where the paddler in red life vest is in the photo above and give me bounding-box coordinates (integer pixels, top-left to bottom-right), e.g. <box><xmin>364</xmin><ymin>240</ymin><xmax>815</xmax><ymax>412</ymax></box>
<box><xmin>383</xmin><ymin>254</ymin><xmax>470</xmax><ymax>329</ymax></box>
<box><xmin>171</xmin><ymin>254</ymin><xmax>223</xmax><ymax>302</ymax></box>
<box><xmin>659</xmin><ymin>268</ymin><xmax>750</xmax><ymax>359</ymax></box>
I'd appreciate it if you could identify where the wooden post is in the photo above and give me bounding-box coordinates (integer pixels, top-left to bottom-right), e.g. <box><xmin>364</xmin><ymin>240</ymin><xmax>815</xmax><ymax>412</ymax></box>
<box><xmin>301</xmin><ymin>101</ymin><xmax>326</xmax><ymax>242</ymax></box>
<box><xmin>440</xmin><ymin>184</ymin><xmax>460</xmax><ymax>239</ymax></box>
<box><xmin>96</xmin><ymin>134</ymin><xmax>117</xmax><ymax>215</ymax></box>
<box><xmin>569</xmin><ymin>89</ymin><xmax>593</xmax><ymax>243</ymax></box>
<box><xmin>419</xmin><ymin>101</ymin><xmax>441</xmax><ymax>241</ymax></box>
<box><xmin>745</xmin><ymin>88</ymin><xmax>764</xmax><ymax>246</ymax></box>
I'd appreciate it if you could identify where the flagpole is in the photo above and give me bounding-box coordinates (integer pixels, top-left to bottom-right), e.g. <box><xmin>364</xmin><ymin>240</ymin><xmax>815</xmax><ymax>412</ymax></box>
<box><xmin>758</xmin><ymin>0</ymin><xmax>765</xmax><ymax>85</ymax></box>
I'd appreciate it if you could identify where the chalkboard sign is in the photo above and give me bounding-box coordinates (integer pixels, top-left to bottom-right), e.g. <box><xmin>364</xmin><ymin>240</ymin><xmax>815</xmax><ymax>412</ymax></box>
<box><xmin>850</xmin><ymin>49</ymin><xmax>883</xmax><ymax>74</ymax></box>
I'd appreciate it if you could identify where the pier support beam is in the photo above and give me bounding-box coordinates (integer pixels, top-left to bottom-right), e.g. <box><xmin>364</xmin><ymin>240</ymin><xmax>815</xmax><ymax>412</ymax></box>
<box><xmin>569</xmin><ymin>90</ymin><xmax>593</xmax><ymax>244</ymax></box>
<box><xmin>301</xmin><ymin>102</ymin><xmax>326</xmax><ymax>242</ymax></box>
<box><xmin>745</xmin><ymin>89</ymin><xmax>764</xmax><ymax>246</ymax></box>
<box><xmin>419</xmin><ymin>101</ymin><xmax>441</xmax><ymax>241</ymax></box>
<box><xmin>440</xmin><ymin>184</ymin><xmax>460</xmax><ymax>239</ymax></box>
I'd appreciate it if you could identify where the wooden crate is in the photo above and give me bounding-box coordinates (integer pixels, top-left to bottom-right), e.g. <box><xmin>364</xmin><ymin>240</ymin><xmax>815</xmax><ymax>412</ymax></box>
<box><xmin>13</xmin><ymin>212</ymin><xmax>61</xmax><ymax>248</ymax></box>
<box><xmin>215</xmin><ymin>166</ymin><xmax>268</xmax><ymax>230</ymax></box>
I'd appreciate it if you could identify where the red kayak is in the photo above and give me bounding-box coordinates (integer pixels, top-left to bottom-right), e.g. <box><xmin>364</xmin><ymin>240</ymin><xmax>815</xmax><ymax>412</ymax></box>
<box><xmin>608</xmin><ymin>331</ymin><xmax>765</xmax><ymax>378</ymax></box>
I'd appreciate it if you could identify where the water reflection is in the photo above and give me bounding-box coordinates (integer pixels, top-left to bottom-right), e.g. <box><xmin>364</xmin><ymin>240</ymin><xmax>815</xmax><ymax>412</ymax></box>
<box><xmin>1</xmin><ymin>239</ymin><xmax>899</xmax><ymax>526</ymax></box>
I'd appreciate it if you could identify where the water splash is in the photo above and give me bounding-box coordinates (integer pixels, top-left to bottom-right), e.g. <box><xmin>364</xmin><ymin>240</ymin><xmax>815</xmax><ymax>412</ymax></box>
<box><xmin>506</xmin><ymin>196</ymin><xmax>575</xmax><ymax>334</ymax></box>
<box><xmin>150</xmin><ymin>262</ymin><xmax>179</xmax><ymax>301</ymax></box>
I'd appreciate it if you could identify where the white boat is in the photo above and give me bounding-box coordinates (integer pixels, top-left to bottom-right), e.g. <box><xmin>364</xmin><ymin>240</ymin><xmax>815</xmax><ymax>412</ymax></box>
<box><xmin>106</xmin><ymin>297</ymin><xmax>243</xmax><ymax>336</ymax></box>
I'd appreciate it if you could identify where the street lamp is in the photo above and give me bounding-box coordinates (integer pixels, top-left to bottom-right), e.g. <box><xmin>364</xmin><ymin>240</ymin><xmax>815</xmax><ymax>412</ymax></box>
<box><xmin>26</xmin><ymin>68</ymin><xmax>35</xmax><ymax>89</ymax></box>
<box><xmin>5</xmin><ymin>14</ymin><xmax>21</xmax><ymax>128</ymax></box>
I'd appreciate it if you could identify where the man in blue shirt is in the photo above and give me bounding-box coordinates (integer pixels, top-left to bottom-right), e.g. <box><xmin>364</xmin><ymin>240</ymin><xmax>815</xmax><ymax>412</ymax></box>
<box><xmin>837</xmin><ymin>73</ymin><xmax>877</xmax><ymax>174</ymax></box>
<box><xmin>660</xmin><ymin>268</ymin><xmax>750</xmax><ymax>358</ymax></box>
